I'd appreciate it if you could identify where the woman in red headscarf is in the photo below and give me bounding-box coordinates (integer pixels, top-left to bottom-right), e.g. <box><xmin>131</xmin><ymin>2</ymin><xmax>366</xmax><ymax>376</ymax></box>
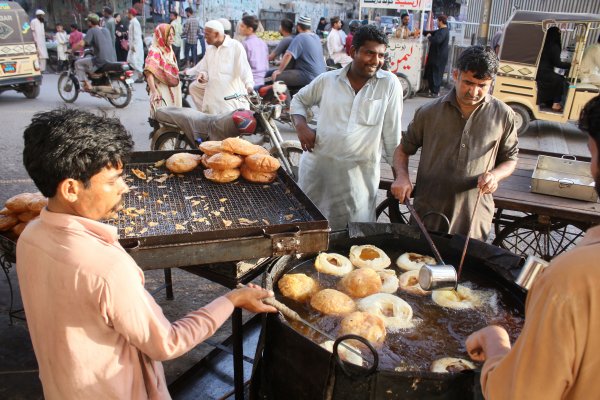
<box><xmin>144</xmin><ymin>23</ymin><xmax>181</xmax><ymax>117</ymax></box>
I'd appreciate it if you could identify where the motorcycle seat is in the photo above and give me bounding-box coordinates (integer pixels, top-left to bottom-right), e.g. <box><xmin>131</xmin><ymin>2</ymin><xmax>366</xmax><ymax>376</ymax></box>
<box><xmin>97</xmin><ymin>62</ymin><xmax>129</xmax><ymax>73</ymax></box>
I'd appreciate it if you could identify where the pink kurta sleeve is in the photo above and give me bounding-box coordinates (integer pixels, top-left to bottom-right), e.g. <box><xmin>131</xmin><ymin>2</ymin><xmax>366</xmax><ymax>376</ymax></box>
<box><xmin>101</xmin><ymin>261</ymin><xmax>234</xmax><ymax>361</ymax></box>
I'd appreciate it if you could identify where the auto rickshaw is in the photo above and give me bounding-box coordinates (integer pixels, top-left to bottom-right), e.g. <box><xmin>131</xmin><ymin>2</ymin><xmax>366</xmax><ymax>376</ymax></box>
<box><xmin>0</xmin><ymin>2</ymin><xmax>42</xmax><ymax>99</ymax></box>
<box><xmin>494</xmin><ymin>11</ymin><xmax>600</xmax><ymax>135</ymax></box>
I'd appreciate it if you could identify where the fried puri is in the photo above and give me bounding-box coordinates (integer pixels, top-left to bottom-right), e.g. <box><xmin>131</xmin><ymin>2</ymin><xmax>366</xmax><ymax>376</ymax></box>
<box><xmin>166</xmin><ymin>152</ymin><xmax>202</xmax><ymax>173</ymax></box>
<box><xmin>0</xmin><ymin>214</ymin><xmax>18</xmax><ymax>232</ymax></box>
<box><xmin>310</xmin><ymin>288</ymin><xmax>356</xmax><ymax>315</ymax></box>
<box><xmin>206</xmin><ymin>152</ymin><xmax>243</xmax><ymax>170</ymax></box>
<box><xmin>240</xmin><ymin>164</ymin><xmax>277</xmax><ymax>183</ymax></box>
<box><xmin>339</xmin><ymin>311</ymin><xmax>387</xmax><ymax>344</ymax></box>
<box><xmin>221</xmin><ymin>137</ymin><xmax>258</xmax><ymax>156</ymax></box>
<box><xmin>203</xmin><ymin>168</ymin><xmax>240</xmax><ymax>183</ymax></box>
<box><xmin>278</xmin><ymin>273</ymin><xmax>318</xmax><ymax>302</ymax></box>
<box><xmin>340</xmin><ymin>268</ymin><xmax>382</xmax><ymax>298</ymax></box>
<box><xmin>349</xmin><ymin>245</ymin><xmax>391</xmax><ymax>270</ymax></box>
<box><xmin>244</xmin><ymin>153</ymin><xmax>281</xmax><ymax>172</ymax></box>
<box><xmin>199</xmin><ymin>140</ymin><xmax>223</xmax><ymax>156</ymax></box>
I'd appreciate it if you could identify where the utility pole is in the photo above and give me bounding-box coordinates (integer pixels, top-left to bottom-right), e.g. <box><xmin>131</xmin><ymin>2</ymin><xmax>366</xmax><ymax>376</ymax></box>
<box><xmin>476</xmin><ymin>0</ymin><xmax>492</xmax><ymax>45</ymax></box>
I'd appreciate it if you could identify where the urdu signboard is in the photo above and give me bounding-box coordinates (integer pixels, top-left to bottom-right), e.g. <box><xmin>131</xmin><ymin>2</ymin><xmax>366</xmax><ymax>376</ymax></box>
<box><xmin>359</xmin><ymin>0</ymin><xmax>432</xmax><ymax>11</ymax></box>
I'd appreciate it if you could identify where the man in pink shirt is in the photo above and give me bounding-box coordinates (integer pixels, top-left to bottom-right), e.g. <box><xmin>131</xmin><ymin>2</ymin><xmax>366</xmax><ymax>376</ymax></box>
<box><xmin>17</xmin><ymin>108</ymin><xmax>276</xmax><ymax>400</ymax></box>
<box><xmin>239</xmin><ymin>15</ymin><xmax>269</xmax><ymax>87</ymax></box>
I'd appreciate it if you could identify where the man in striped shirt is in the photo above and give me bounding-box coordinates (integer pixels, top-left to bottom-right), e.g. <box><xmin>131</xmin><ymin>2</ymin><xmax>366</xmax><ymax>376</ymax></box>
<box><xmin>183</xmin><ymin>7</ymin><xmax>200</xmax><ymax>66</ymax></box>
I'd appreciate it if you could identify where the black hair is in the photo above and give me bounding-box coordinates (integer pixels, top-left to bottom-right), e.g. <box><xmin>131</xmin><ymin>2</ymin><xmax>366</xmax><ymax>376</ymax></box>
<box><xmin>352</xmin><ymin>24</ymin><xmax>388</xmax><ymax>50</ymax></box>
<box><xmin>55</xmin><ymin>23</ymin><xmax>63</xmax><ymax>27</ymax></box>
<box><xmin>280</xmin><ymin>18</ymin><xmax>293</xmax><ymax>34</ymax></box>
<box><xmin>70</xmin><ymin>23</ymin><xmax>78</xmax><ymax>29</ymax></box>
<box><xmin>114</xmin><ymin>13</ymin><xmax>120</xmax><ymax>19</ymax></box>
<box><xmin>185</xmin><ymin>7</ymin><xmax>193</xmax><ymax>15</ymax></box>
<box><xmin>455</xmin><ymin>45</ymin><xmax>499</xmax><ymax>79</ymax></box>
<box><xmin>579</xmin><ymin>96</ymin><xmax>600</xmax><ymax>148</ymax></box>
<box><xmin>437</xmin><ymin>15</ymin><xmax>448</xmax><ymax>25</ymax></box>
<box><xmin>242</xmin><ymin>15</ymin><xmax>259</xmax><ymax>32</ymax></box>
<box><xmin>401</xmin><ymin>13</ymin><xmax>409</xmax><ymax>19</ymax></box>
<box><xmin>170</xmin><ymin>11</ymin><xmax>178</xmax><ymax>17</ymax></box>
<box><xmin>23</xmin><ymin>108</ymin><xmax>134</xmax><ymax>198</ymax></box>
<box><xmin>103</xmin><ymin>6</ymin><xmax>113</xmax><ymax>15</ymax></box>
<box><xmin>330</xmin><ymin>16</ymin><xmax>340</xmax><ymax>26</ymax></box>
<box><xmin>545</xmin><ymin>26</ymin><xmax>562</xmax><ymax>49</ymax></box>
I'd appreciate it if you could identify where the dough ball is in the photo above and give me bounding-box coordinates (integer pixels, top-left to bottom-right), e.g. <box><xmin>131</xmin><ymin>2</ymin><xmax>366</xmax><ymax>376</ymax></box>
<box><xmin>349</xmin><ymin>245</ymin><xmax>391</xmax><ymax>270</ymax></box>
<box><xmin>314</xmin><ymin>252</ymin><xmax>353</xmax><ymax>276</ymax></box>
<box><xmin>204</xmin><ymin>168</ymin><xmax>240</xmax><ymax>183</ymax></box>
<box><xmin>206</xmin><ymin>152</ymin><xmax>243</xmax><ymax>170</ymax></box>
<box><xmin>340</xmin><ymin>268</ymin><xmax>382</xmax><ymax>298</ymax></box>
<box><xmin>244</xmin><ymin>153</ymin><xmax>281</xmax><ymax>172</ymax></box>
<box><xmin>240</xmin><ymin>164</ymin><xmax>277</xmax><ymax>183</ymax></box>
<box><xmin>431</xmin><ymin>284</ymin><xmax>482</xmax><ymax>310</ymax></box>
<box><xmin>430</xmin><ymin>357</ymin><xmax>476</xmax><ymax>373</ymax></box>
<box><xmin>396</xmin><ymin>252</ymin><xmax>436</xmax><ymax>271</ymax></box>
<box><xmin>339</xmin><ymin>311</ymin><xmax>386</xmax><ymax>344</ymax></box>
<box><xmin>166</xmin><ymin>152</ymin><xmax>202</xmax><ymax>173</ymax></box>
<box><xmin>221</xmin><ymin>137</ymin><xmax>259</xmax><ymax>156</ymax></box>
<box><xmin>310</xmin><ymin>288</ymin><xmax>356</xmax><ymax>315</ymax></box>
<box><xmin>278</xmin><ymin>273</ymin><xmax>318</xmax><ymax>302</ymax></box>
<box><xmin>199</xmin><ymin>140</ymin><xmax>223</xmax><ymax>156</ymax></box>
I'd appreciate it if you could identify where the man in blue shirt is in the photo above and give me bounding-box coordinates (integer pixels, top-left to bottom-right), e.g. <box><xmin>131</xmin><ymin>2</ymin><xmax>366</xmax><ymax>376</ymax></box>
<box><xmin>272</xmin><ymin>16</ymin><xmax>325</xmax><ymax>87</ymax></box>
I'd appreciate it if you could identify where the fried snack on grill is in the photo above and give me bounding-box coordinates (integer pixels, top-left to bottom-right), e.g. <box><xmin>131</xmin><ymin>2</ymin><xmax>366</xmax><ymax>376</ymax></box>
<box><xmin>131</xmin><ymin>168</ymin><xmax>147</xmax><ymax>180</ymax></box>
<box><xmin>398</xmin><ymin>270</ymin><xmax>430</xmax><ymax>296</ymax></box>
<box><xmin>206</xmin><ymin>152</ymin><xmax>244</xmax><ymax>170</ymax></box>
<box><xmin>244</xmin><ymin>153</ymin><xmax>281</xmax><ymax>173</ymax></box>
<box><xmin>5</xmin><ymin>193</ymin><xmax>36</xmax><ymax>213</ymax></box>
<box><xmin>221</xmin><ymin>137</ymin><xmax>259</xmax><ymax>156</ymax></box>
<box><xmin>17</xmin><ymin>211</ymin><xmax>40</xmax><ymax>223</ymax></box>
<box><xmin>253</xmin><ymin>145</ymin><xmax>270</xmax><ymax>155</ymax></box>
<box><xmin>357</xmin><ymin>293</ymin><xmax>415</xmax><ymax>331</ymax></box>
<box><xmin>240</xmin><ymin>164</ymin><xmax>277</xmax><ymax>184</ymax></box>
<box><xmin>349</xmin><ymin>245</ymin><xmax>391</xmax><ymax>270</ymax></box>
<box><xmin>203</xmin><ymin>168</ymin><xmax>241</xmax><ymax>183</ymax></box>
<box><xmin>200</xmin><ymin>154</ymin><xmax>210</xmax><ymax>168</ymax></box>
<box><xmin>339</xmin><ymin>268</ymin><xmax>382</xmax><ymax>298</ymax></box>
<box><xmin>278</xmin><ymin>273</ymin><xmax>318</xmax><ymax>302</ymax></box>
<box><xmin>339</xmin><ymin>311</ymin><xmax>386</xmax><ymax>344</ymax></box>
<box><xmin>0</xmin><ymin>207</ymin><xmax>11</xmax><ymax>215</ymax></box>
<box><xmin>314</xmin><ymin>252</ymin><xmax>353</xmax><ymax>276</ymax></box>
<box><xmin>199</xmin><ymin>140</ymin><xmax>223</xmax><ymax>156</ymax></box>
<box><xmin>430</xmin><ymin>357</ymin><xmax>476</xmax><ymax>373</ymax></box>
<box><xmin>396</xmin><ymin>252</ymin><xmax>436</xmax><ymax>271</ymax></box>
<box><xmin>166</xmin><ymin>152</ymin><xmax>202</xmax><ymax>173</ymax></box>
<box><xmin>11</xmin><ymin>222</ymin><xmax>27</xmax><ymax>236</ymax></box>
<box><xmin>378</xmin><ymin>269</ymin><xmax>400</xmax><ymax>293</ymax></box>
<box><xmin>431</xmin><ymin>284</ymin><xmax>482</xmax><ymax>310</ymax></box>
<box><xmin>310</xmin><ymin>289</ymin><xmax>356</xmax><ymax>316</ymax></box>
<box><xmin>0</xmin><ymin>214</ymin><xmax>19</xmax><ymax>232</ymax></box>
<box><xmin>26</xmin><ymin>194</ymin><xmax>47</xmax><ymax>213</ymax></box>
<box><xmin>320</xmin><ymin>340</ymin><xmax>363</xmax><ymax>366</ymax></box>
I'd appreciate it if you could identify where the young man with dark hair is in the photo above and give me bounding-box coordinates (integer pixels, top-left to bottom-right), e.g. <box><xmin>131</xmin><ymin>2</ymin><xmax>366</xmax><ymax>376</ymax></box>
<box><xmin>240</xmin><ymin>15</ymin><xmax>269</xmax><ymax>87</ymax></box>
<box><xmin>326</xmin><ymin>16</ymin><xmax>352</xmax><ymax>66</ymax></box>
<box><xmin>75</xmin><ymin>13</ymin><xmax>117</xmax><ymax>91</ymax></box>
<box><xmin>271</xmin><ymin>16</ymin><xmax>326</xmax><ymax>87</ymax></box>
<box><xmin>466</xmin><ymin>96</ymin><xmax>600</xmax><ymax>399</ymax></box>
<box><xmin>392</xmin><ymin>45</ymin><xmax>518</xmax><ymax>240</ymax></box>
<box><xmin>182</xmin><ymin>7</ymin><xmax>200</xmax><ymax>66</ymax></box>
<box><xmin>291</xmin><ymin>25</ymin><xmax>403</xmax><ymax>230</ymax></box>
<box><xmin>17</xmin><ymin>108</ymin><xmax>276</xmax><ymax>399</ymax></box>
<box><xmin>422</xmin><ymin>14</ymin><xmax>449</xmax><ymax>97</ymax></box>
<box><xmin>269</xmin><ymin>18</ymin><xmax>295</xmax><ymax>62</ymax></box>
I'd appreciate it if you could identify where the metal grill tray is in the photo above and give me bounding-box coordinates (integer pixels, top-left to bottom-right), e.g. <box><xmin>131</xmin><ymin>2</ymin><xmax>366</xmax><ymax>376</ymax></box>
<box><xmin>111</xmin><ymin>150</ymin><xmax>329</xmax><ymax>269</ymax></box>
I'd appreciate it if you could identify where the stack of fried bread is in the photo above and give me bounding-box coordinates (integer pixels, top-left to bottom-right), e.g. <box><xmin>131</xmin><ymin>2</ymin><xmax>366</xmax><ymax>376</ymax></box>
<box><xmin>200</xmin><ymin>138</ymin><xmax>280</xmax><ymax>183</ymax></box>
<box><xmin>0</xmin><ymin>192</ymin><xmax>47</xmax><ymax>239</ymax></box>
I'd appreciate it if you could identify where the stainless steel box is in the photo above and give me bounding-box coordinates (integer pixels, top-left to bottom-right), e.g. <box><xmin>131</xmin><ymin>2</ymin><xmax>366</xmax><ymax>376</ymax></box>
<box><xmin>531</xmin><ymin>155</ymin><xmax>598</xmax><ymax>202</ymax></box>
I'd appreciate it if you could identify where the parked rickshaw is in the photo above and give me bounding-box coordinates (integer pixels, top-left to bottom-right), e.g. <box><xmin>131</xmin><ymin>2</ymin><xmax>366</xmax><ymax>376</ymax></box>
<box><xmin>495</xmin><ymin>11</ymin><xmax>600</xmax><ymax>135</ymax></box>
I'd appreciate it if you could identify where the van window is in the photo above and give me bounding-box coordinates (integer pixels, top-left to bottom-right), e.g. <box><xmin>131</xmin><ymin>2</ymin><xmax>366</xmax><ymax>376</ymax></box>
<box><xmin>0</xmin><ymin>5</ymin><xmax>34</xmax><ymax>44</ymax></box>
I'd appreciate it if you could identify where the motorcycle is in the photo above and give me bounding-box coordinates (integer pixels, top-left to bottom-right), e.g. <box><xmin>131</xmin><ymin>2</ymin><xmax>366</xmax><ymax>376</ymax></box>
<box><xmin>149</xmin><ymin>83</ymin><xmax>303</xmax><ymax>179</ymax></box>
<box><xmin>57</xmin><ymin>50</ymin><xmax>134</xmax><ymax>108</ymax></box>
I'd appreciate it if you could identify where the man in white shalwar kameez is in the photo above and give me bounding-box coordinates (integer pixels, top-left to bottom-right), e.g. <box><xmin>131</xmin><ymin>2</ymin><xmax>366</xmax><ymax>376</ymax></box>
<box><xmin>327</xmin><ymin>16</ymin><xmax>352</xmax><ymax>67</ymax></box>
<box><xmin>127</xmin><ymin>8</ymin><xmax>144</xmax><ymax>82</ymax></box>
<box><xmin>291</xmin><ymin>25</ymin><xmax>402</xmax><ymax>230</ymax></box>
<box><xmin>31</xmin><ymin>10</ymin><xmax>48</xmax><ymax>72</ymax></box>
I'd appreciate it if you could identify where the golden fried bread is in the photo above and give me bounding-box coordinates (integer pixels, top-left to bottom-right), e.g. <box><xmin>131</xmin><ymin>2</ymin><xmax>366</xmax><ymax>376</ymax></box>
<box><xmin>278</xmin><ymin>273</ymin><xmax>318</xmax><ymax>302</ymax></box>
<box><xmin>165</xmin><ymin>153</ymin><xmax>202</xmax><ymax>173</ymax></box>
<box><xmin>11</xmin><ymin>222</ymin><xmax>27</xmax><ymax>236</ymax></box>
<box><xmin>17</xmin><ymin>211</ymin><xmax>39</xmax><ymax>223</ymax></box>
<box><xmin>240</xmin><ymin>164</ymin><xmax>277</xmax><ymax>183</ymax></box>
<box><xmin>0</xmin><ymin>214</ymin><xmax>19</xmax><ymax>232</ymax></box>
<box><xmin>339</xmin><ymin>311</ymin><xmax>387</xmax><ymax>344</ymax></box>
<box><xmin>310</xmin><ymin>289</ymin><xmax>356</xmax><ymax>315</ymax></box>
<box><xmin>5</xmin><ymin>193</ymin><xmax>35</xmax><ymax>213</ymax></box>
<box><xmin>200</xmin><ymin>154</ymin><xmax>210</xmax><ymax>168</ymax></box>
<box><xmin>221</xmin><ymin>137</ymin><xmax>258</xmax><ymax>156</ymax></box>
<box><xmin>203</xmin><ymin>168</ymin><xmax>240</xmax><ymax>183</ymax></box>
<box><xmin>26</xmin><ymin>194</ymin><xmax>47</xmax><ymax>212</ymax></box>
<box><xmin>206</xmin><ymin>152</ymin><xmax>243</xmax><ymax>170</ymax></box>
<box><xmin>340</xmin><ymin>268</ymin><xmax>382</xmax><ymax>298</ymax></box>
<box><xmin>244</xmin><ymin>153</ymin><xmax>281</xmax><ymax>172</ymax></box>
<box><xmin>199</xmin><ymin>140</ymin><xmax>223</xmax><ymax>156</ymax></box>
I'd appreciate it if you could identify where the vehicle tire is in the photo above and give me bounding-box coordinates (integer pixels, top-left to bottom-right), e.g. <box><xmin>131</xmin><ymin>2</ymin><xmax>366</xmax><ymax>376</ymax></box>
<box><xmin>57</xmin><ymin>73</ymin><xmax>79</xmax><ymax>103</ymax></box>
<box><xmin>108</xmin><ymin>80</ymin><xmax>132</xmax><ymax>108</ymax></box>
<box><xmin>396</xmin><ymin>73</ymin><xmax>412</xmax><ymax>100</ymax></box>
<box><xmin>152</xmin><ymin>131</ymin><xmax>196</xmax><ymax>151</ymax></box>
<box><xmin>510</xmin><ymin>104</ymin><xmax>531</xmax><ymax>136</ymax></box>
<box><xmin>23</xmin><ymin>85</ymin><xmax>40</xmax><ymax>99</ymax></box>
<box><xmin>270</xmin><ymin>140</ymin><xmax>303</xmax><ymax>181</ymax></box>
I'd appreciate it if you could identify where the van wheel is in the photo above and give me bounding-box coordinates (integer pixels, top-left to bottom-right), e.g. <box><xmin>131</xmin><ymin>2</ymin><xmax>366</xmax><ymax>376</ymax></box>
<box><xmin>23</xmin><ymin>85</ymin><xmax>40</xmax><ymax>99</ymax></box>
<box><xmin>510</xmin><ymin>104</ymin><xmax>531</xmax><ymax>136</ymax></box>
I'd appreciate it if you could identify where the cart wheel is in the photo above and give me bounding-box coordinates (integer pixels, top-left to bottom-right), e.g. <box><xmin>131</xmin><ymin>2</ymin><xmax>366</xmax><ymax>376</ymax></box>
<box><xmin>269</xmin><ymin>140</ymin><xmax>303</xmax><ymax>181</ymax></box>
<box><xmin>375</xmin><ymin>197</ymin><xmax>409</xmax><ymax>224</ymax></box>
<box><xmin>509</xmin><ymin>104</ymin><xmax>531</xmax><ymax>136</ymax></box>
<box><xmin>492</xmin><ymin>214</ymin><xmax>587</xmax><ymax>261</ymax></box>
<box><xmin>396</xmin><ymin>73</ymin><xmax>412</xmax><ymax>100</ymax></box>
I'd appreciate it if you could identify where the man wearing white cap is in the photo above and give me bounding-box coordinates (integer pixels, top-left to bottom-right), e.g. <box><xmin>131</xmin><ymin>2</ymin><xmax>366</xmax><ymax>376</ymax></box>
<box><xmin>31</xmin><ymin>10</ymin><xmax>48</xmax><ymax>72</ymax></box>
<box><xmin>186</xmin><ymin>20</ymin><xmax>254</xmax><ymax>114</ymax></box>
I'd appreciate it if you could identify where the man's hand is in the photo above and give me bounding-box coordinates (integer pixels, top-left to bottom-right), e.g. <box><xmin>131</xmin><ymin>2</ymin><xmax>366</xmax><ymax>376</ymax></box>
<box><xmin>225</xmin><ymin>283</ymin><xmax>277</xmax><ymax>313</ymax></box>
<box><xmin>247</xmin><ymin>86</ymin><xmax>255</xmax><ymax>95</ymax></box>
<box><xmin>197</xmin><ymin>72</ymin><xmax>208</xmax><ymax>83</ymax></box>
<box><xmin>391</xmin><ymin>174</ymin><xmax>413</xmax><ymax>203</ymax></box>
<box><xmin>272</xmin><ymin>70</ymin><xmax>281</xmax><ymax>81</ymax></box>
<box><xmin>478</xmin><ymin>171</ymin><xmax>498</xmax><ymax>194</ymax></box>
<box><xmin>466</xmin><ymin>325</ymin><xmax>512</xmax><ymax>362</ymax></box>
<box><xmin>296</xmin><ymin>123</ymin><xmax>316</xmax><ymax>152</ymax></box>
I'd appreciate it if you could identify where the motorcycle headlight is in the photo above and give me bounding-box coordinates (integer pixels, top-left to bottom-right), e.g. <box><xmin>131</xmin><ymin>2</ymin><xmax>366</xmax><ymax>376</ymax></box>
<box><xmin>273</xmin><ymin>104</ymin><xmax>282</xmax><ymax>119</ymax></box>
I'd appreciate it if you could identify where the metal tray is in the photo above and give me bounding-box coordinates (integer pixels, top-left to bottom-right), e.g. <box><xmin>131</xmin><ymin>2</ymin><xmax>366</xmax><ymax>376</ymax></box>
<box><xmin>531</xmin><ymin>155</ymin><xmax>598</xmax><ymax>202</ymax></box>
<box><xmin>110</xmin><ymin>150</ymin><xmax>329</xmax><ymax>269</ymax></box>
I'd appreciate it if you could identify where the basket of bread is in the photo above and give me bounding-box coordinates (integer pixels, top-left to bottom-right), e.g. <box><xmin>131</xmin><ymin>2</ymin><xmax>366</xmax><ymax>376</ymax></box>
<box><xmin>0</xmin><ymin>192</ymin><xmax>48</xmax><ymax>240</ymax></box>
